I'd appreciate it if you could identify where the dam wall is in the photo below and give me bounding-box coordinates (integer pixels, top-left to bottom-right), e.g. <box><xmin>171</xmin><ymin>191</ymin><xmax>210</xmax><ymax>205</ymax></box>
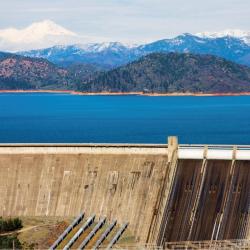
<box><xmin>0</xmin><ymin>144</ymin><xmax>170</xmax><ymax>243</ymax></box>
<box><xmin>0</xmin><ymin>139</ymin><xmax>249</xmax><ymax>245</ymax></box>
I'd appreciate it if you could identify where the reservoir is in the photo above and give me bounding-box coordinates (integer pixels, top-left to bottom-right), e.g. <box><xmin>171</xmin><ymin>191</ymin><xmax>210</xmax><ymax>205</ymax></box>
<box><xmin>1</xmin><ymin>93</ymin><xmax>250</xmax><ymax>144</ymax></box>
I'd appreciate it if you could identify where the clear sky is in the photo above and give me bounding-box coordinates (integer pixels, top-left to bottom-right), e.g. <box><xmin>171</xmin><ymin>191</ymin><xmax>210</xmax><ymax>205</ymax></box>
<box><xmin>0</xmin><ymin>0</ymin><xmax>249</xmax><ymax>43</ymax></box>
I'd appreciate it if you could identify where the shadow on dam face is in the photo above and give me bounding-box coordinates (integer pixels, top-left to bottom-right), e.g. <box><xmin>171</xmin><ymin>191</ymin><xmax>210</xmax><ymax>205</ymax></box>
<box><xmin>221</xmin><ymin>160</ymin><xmax>250</xmax><ymax>239</ymax></box>
<box><xmin>158</xmin><ymin>159</ymin><xmax>250</xmax><ymax>244</ymax></box>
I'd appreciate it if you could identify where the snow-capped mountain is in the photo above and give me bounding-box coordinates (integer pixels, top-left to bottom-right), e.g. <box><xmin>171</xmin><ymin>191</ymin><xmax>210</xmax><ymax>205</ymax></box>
<box><xmin>2</xmin><ymin>20</ymin><xmax>249</xmax><ymax>68</ymax></box>
<box><xmin>0</xmin><ymin>20</ymin><xmax>91</xmax><ymax>52</ymax></box>
<box><xmin>19</xmin><ymin>33</ymin><xmax>250</xmax><ymax>68</ymax></box>
<box><xmin>76</xmin><ymin>42</ymin><xmax>137</xmax><ymax>53</ymax></box>
<box><xmin>196</xmin><ymin>29</ymin><xmax>250</xmax><ymax>45</ymax></box>
<box><xmin>19</xmin><ymin>42</ymin><xmax>138</xmax><ymax>68</ymax></box>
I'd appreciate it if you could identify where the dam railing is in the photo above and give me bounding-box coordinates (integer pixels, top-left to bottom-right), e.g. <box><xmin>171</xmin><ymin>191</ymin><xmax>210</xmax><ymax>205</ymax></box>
<box><xmin>178</xmin><ymin>144</ymin><xmax>250</xmax><ymax>160</ymax></box>
<box><xmin>2</xmin><ymin>141</ymin><xmax>250</xmax><ymax>162</ymax></box>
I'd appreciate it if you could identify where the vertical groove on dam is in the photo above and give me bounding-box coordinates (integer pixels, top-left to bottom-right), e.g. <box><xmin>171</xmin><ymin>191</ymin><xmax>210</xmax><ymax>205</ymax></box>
<box><xmin>159</xmin><ymin>159</ymin><xmax>250</xmax><ymax>243</ymax></box>
<box><xmin>220</xmin><ymin>160</ymin><xmax>250</xmax><ymax>239</ymax></box>
<box><xmin>190</xmin><ymin>160</ymin><xmax>232</xmax><ymax>240</ymax></box>
<box><xmin>160</xmin><ymin>159</ymin><xmax>203</xmax><ymax>242</ymax></box>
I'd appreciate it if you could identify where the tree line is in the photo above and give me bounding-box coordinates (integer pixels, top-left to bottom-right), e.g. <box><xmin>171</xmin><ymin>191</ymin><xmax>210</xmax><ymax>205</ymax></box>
<box><xmin>0</xmin><ymin>217</ymin><xmax>23</xmax><ymax>233</ymax></box>
<box><xmin>0</xmin><ymin>235</ymin><xmax>22</xmax><ymax>249</ymax></box>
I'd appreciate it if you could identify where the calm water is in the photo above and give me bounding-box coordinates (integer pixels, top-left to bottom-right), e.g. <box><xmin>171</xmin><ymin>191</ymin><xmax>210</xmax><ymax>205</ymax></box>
<box><xmin>0</xmin><ymin>93</ymin><xmax>250</xmax><ymax>144</ymax></box>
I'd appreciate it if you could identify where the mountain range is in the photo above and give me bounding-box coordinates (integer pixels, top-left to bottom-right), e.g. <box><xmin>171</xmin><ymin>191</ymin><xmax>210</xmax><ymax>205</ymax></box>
<box><xmin>1</xmin><ymin>20</ymin><xmax>250</xmax><ymax>93</ymax></box>
<box><xmin>196</xmin><ymin>29</ymin><xmax>250</xmax><ymax>44</ymax></box>
<box><xmin>0</xmin><ymin>20</ymin><xmax>249</xmax><ymax>69</ymax></box>
<box><xmin>19</xmin><ymin>34</ymin><xmax>250</xmax><ymax>69</ymax></box>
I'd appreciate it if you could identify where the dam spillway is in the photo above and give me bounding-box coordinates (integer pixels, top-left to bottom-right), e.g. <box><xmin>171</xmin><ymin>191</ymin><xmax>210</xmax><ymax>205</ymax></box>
<box><xmin>158</xmin><ymin>159</ymin><xmax>250</xmax><ymax>243</ymax></box>
<box><xmin>0</xmin><ymin>137</ymin><xmax>249</xmax><ymax>247</ymax></box>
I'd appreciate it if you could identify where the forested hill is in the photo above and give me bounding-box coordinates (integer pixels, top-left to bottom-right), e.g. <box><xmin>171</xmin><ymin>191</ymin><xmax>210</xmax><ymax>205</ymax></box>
<box><xmin>1</xmin><ymin>52</ymin><xmax>250</xmax><ymax>93</ymax></box>
<box><xmin>0</xmin><ymin>52</ymin><xmax>102</xmax><ymax>90</ymax></box>
<box><xmin>80</xmin><ymin>53</ymin><xmax>250</xmax><ymax>93</ymax></box>
<box><xmin>0</xmin><ymin>52</ymin><xmax>74</xmax><ymax>90</ymax></box>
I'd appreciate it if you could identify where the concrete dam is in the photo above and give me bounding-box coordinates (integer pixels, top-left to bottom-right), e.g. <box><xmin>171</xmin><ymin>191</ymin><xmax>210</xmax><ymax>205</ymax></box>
<box><xmin>0</xmin><ymin>137</ymin><xmax>249</xmax><ymax>248</ymax></box>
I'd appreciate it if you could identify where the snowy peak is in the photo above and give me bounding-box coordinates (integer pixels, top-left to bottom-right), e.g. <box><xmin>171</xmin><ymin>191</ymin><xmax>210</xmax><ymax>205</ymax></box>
<box><xmin>0</xmin><ymin>20</ymin><xmax>76</xmax><ymax>43</ymax></box>
<box><xmin>0</xmin><ymin>20</ymin><xmax>137</xmax><ymax>52</ymax></box>
<box><xmin>196</xmin><ymin>29</ymin><xmax>250</xmax><ymax>44</ymax></box>
<box><xmin>196</xmin><ymin>29</ymin><xmax>250</xmax><ymax>38</ymax></box>
<box><xmin>25</xmin><ymin>20</ymin><xmax>76</xmax><ymax>37</ymax></box>
<box><xmin>0</xmin><ymin>20</ymin><xmax>81</xmax><ymax>52</ymax></box>
<box><xmin>76</xmin><ymin>42</ymin><xmax>135</xmax><ymax>53</ymax></box>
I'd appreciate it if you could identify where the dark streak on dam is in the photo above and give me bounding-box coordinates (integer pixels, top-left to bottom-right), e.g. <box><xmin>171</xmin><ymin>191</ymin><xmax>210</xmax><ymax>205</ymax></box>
<box><xmin>158</xmin><ymin>159</ymin><xmax>250</xmax><ymax>244</ymax></box>
<box><xmin>0</xmin><ymin>137</ymin><xmax>249</xmax><ymax>247</ymax></box>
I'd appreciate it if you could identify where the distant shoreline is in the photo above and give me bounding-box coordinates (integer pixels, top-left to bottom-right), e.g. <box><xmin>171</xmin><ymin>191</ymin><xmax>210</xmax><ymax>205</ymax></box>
<box><xmin>1</xmin><ymin>89</ymin><xmax>250</xmax><ymax>97</ymax></box>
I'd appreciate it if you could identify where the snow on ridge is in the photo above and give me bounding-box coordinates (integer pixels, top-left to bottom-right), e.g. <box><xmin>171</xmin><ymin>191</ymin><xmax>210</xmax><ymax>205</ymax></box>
<box><xmin>2</xmin><ymin>21</ymin><xmax>250</xmax><ymax>53</ymax></box>
<box><xmin>19</xmin><ymin>42</ymin><xmax>138</xmax><ymax>56</ymax></box>
<box><xmin>196</xmin><ymin>29</ymin><xmax>250</xmax><ymax>45</ymax></box>
<box><xmin>0</xmin><ymin>18</ymin><xmax>139</xmax><ymax>52</ymax></box>
<box><xmin>196</xmin><ymin>29</ymin><xmax>250</xmax><ymax>38</ymax></box>
<box><xmin>74</xmin><ymin>41</ymin><xmax>137</xmax><ymax>53</ymax></box>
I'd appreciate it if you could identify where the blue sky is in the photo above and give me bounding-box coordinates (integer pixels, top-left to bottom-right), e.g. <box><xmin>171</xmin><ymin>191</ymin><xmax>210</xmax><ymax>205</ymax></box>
<box><xmin>0</xmin><ymin>0</ymin><xmax>249</xmax><ymax>42</ymax></box>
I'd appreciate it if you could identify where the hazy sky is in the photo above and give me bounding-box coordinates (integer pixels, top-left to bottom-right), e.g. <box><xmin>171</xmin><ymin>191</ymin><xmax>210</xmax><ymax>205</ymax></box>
<box><xmin>0</xmin><ymin>0</ymin><xmax>249</xmax><ymax>42</ymax></box>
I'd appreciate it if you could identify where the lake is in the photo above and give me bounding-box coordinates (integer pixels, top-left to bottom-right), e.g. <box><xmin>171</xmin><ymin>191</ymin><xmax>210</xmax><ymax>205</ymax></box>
<box><xmin>0</xmin><ymin>93</ymin><xmax>250</xmax><ymax>144</ymax></box>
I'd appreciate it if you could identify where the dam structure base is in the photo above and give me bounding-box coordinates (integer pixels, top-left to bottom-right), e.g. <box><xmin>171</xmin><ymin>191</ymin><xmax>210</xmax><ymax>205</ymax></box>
<box><xmin>0</xmin><ymin>137</ymin><xmax>249</xmax><ymax>248</ymax></box>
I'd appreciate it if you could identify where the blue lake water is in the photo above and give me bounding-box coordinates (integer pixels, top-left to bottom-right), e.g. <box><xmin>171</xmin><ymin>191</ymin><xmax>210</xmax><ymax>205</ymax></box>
<box><xmin>0</xmin><ymin>93</ymin><xmax>250</xmax><ymax>144</ymax></box>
